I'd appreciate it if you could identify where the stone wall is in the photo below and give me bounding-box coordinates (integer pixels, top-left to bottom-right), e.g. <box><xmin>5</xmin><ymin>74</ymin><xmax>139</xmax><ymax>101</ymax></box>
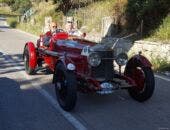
<box><xmin>128</xmin><ymin>40</ymin><xmax>170</xmax><ymax>63</ymax></box>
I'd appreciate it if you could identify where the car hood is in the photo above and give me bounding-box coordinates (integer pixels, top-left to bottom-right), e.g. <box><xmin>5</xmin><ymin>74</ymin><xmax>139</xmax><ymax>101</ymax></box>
<box><xmin>90</xmin><ymin>38</ymin><xmax>132</xmax><ymax>52</ymax></box>
<box><xmin>90</xmin><ymin>43</ymin><xmax>114</xmax><ymax>51</ymax></box>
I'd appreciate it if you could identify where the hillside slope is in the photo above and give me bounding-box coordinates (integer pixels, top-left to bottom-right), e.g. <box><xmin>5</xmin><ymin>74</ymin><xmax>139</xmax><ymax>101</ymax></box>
<box><xmin>6</xmin><ymin>0</ymin><xmax>169</xmax><ymax>42</ymax></box>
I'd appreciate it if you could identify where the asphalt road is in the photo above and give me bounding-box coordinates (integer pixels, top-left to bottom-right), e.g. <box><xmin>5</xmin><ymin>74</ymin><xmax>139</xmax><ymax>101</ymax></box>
<box><xmin>0</xmin><ymin>19</ymin><xmax>170</xmax><ymax>130</ymax></box>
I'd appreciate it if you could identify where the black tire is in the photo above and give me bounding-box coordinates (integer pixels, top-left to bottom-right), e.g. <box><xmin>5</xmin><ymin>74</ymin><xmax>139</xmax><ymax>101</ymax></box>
<box><xmin>55</xmin><ymin>63</ymin><xmax>77</xmax><ymax>111</ymax></box>
<box><xmin>23</xmin><ymin>46</ymin><xmax>35</xmax><ymax>75</ymax></box>
<box><xmin>126</xmin><ymin>67</ymin><xmax>155</xmax><ymax>102</ymax></box>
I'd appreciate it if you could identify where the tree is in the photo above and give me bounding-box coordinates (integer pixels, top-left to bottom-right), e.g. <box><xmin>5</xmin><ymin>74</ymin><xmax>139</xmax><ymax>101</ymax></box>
<box><xmin>11</xmin><ymin>0</ymin><xmax>32</xmax><ymax>14</ymax></box>
<box><xmin>0</xmin><ymin>0</ymin><xmax>15</xmax><ymax>6</ymax></box>
<box><xmin>125</xmin><ymin>0</ymin><xmax>170</xmax><ymax>34</ymax></box>
<box><xmin>0</xmin><ymin>0</ymin><xmax>32</xmax><ymax>14</ymax></box>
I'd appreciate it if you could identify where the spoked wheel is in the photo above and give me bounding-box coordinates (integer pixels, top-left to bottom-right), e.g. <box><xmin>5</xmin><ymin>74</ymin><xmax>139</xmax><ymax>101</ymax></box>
<box><xmin>125</xmin><ymin>66</ymin><xmax>155</xmax><ymax>102</ymax></box>
<box><xmin>23</xmin><ymin>46</ymin><xmax>35</xmax><ymax>75</ymax></box>
<box><xmin>55</xmin><ymin>63</ymin><xmax>77</xmax><ymax>111</ymax></box>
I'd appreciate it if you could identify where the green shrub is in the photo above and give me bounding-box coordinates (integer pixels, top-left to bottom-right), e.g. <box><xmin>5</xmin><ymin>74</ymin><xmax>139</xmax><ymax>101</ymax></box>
<box><xmin>2</xmin><ymin>0</ymin><xmax>32</xmax><ymax>14</ymax></box>
<box><xmin>7</xmin><ymin>17</ymin><xmax>18</xmax><ymax>28</ymax></box>
<box><xmin>151</xmin><ymin>57</ymin><xmax>170</xmax><ymax>71</ymax></box>
<box><xmin>149</xmin><ymin>16</ymin><xmax>170</xmax><ymax>42</ymax></box>
<box><xmin>125</xmin><ymin>0</ymin><xmax>170</xmax><ymax>34</ymax></box>
<box><xmin>11</xmin><ymin>0</ymin><xmax>32</xmax><ymax>14</ymax></box>
<box><xmin>0</xmin><ymin>0</ymin><xmax>15</xmax><ymax>6</ymax></box>
<box><xmin>0</xmin><ymin>5</ymin><xmax>12</xmax><ymax>14</ymax></box>
<box><xmin>72</xmin><ymin>0</ymin><xmax>117</xmax><ymax>32</ymax></box>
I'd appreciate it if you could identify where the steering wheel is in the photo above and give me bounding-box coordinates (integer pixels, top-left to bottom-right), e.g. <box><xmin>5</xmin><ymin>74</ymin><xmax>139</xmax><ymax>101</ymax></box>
<box><xmin>56</xmin><ymin>29</ymin><xmax>64</xmax><ymax>33</ymax></box>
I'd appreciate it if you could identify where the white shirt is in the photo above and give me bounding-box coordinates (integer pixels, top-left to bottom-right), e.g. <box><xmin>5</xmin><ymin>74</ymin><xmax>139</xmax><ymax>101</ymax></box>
<box><xmin>68</xmin><ymin>29</ymin><xmax>83</xmax><ymax>37</ymax></box>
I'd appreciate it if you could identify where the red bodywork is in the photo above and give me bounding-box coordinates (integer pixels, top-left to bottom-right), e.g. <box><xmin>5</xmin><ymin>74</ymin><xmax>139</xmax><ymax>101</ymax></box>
<box><xmin>24</xmin><ymin>32</ymin><xmax>152</xmax><ymax>93</ymax></box>
<box><xmin>24</xmin><ymin>42</ymin><xmax>37</xmax><ymax>69</ymax></box>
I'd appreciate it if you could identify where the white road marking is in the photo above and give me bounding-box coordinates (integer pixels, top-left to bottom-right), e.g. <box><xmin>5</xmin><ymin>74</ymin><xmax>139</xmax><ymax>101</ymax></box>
<box><xmin>0</xmin><ymin>51</ymin><xmax>87</xmax><ymax>130</ymax></box>
<box><xmin>28</xmin><ymin>79</ymin><xmax>87</xmax><ymax>130</ymax></box>
<box><xmin>155</xmin><ymin>74</ymin><xmax>170</xmax><ymax>82</ymax></box>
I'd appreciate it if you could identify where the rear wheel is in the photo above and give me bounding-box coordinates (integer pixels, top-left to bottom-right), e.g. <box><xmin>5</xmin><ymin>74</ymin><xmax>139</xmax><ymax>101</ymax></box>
<box><xmin>125</xmin><ymin>66</ymin><xmax>155</xmax><ymax>102</ymax></box>
<box><xmin>24</xmin><ymin>46</ymin><xmax>35</xmax><ymax>75</ymax></box>
<box><xmin>55</xmin><ymin>63</ymin><xmax>77</xmax><ymax>111</ymax></box>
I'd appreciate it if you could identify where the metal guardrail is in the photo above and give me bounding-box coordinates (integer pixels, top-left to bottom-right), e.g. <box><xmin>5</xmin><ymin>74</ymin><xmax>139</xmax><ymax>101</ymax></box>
<box><xmin>21</xmin><ymin>8</ymin><xmax>36</xmax><ymax>22</ymax></box>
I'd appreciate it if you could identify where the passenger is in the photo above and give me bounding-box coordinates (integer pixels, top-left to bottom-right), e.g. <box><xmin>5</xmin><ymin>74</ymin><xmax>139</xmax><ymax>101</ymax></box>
<box><xmin>65</xmin><ymin>17</ymin><xmax>84</xmax><ymax>37</ymax></box>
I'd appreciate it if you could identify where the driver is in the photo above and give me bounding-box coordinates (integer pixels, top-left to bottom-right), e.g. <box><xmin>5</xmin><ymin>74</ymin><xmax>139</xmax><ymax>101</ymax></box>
<box><xmin>43</xmin><ymin>21</ymin><xmax>58</xmax><ymax>46</ymax></box>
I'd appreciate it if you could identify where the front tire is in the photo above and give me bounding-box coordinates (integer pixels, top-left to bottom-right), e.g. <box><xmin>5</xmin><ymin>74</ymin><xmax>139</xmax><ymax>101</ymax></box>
<box><xmin>54</xmin><ymin>63</ymin><xmax>77</xmax><ymax>111</ymax></box>
<box><xmin>23</xmin><ymin>46</ymin><xmax>35</xmax><ymax>75</ymax></box>
<box><xmin>125</xmin><ymin>67</ymin><xmax>155</xmax><ymax>102</ymax></box>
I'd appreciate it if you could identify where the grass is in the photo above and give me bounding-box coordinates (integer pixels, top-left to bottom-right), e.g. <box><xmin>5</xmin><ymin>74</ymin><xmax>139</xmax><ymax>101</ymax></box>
<box><xmin>17</xmin><ymin>1</ymin><xmax>63</xmax><ymax>35</ymax></box>
<box><xmin>72</xmin><ymin>0</ymin><xmax>118</xmax><ymax>32</ymax></box>
<box><xmin>0</xmin><ymin>5</ymin><xmax>20</xmax><ymax>28</ymax></box>
<box><xmin>7</xmin><ymin>17</ymin><xmax>18</xmax><ymax>28</ymax></box>
<box><xmin>2</xmin><ymin>0</ymin><xmax>169</xmax><ymax>72</ymax></box>
<box><xmin>0</xmin><ymin>5</ymin><xmax>11</xmax><ymax>14</ymax></box>
<box><xmin>145</xmin><ymin>16</ymin><xmax>170</xmax><ymax>43</ymax></box>
<box><xmin>150</xmin><ymin>57</ymin><xmax>170</xmax><ymax>71</ymax></box>
<box><xmin>0</xmin><ymin>5</ymin><xmax>19</xmax><ymax>15</ymax></box>
<box><xmin>15</xmin><ymin>0</ymin><xmax>170</xmax><ymax>43</ymax></box>
<box><xmin>128</xmin><ymin>51</ymin><xmax>170</xmax><ymax>72</ymax></box>
<box><xmin>17</xmin><ymin>23</ymin><xmax>42</xmax><ymax>35</ymax></box>
<box><xmin>17</xmin><ymin>0</ymin><xmax>118</xmax><ymax>35</ymax></box>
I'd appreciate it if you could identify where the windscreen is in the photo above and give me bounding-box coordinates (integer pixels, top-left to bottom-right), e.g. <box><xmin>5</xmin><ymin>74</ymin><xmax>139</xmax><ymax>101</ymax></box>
<box><xmin>56</xmin><ymin>40</ymin><xmax>85</xmax><ymax>48</ymax></box>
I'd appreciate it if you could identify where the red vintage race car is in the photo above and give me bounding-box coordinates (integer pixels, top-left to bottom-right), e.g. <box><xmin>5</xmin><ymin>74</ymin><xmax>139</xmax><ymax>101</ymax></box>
<box><xmin>23</xmin><ymin>31</ymin><xmax>155</xmax><ymax>111</ymax></box>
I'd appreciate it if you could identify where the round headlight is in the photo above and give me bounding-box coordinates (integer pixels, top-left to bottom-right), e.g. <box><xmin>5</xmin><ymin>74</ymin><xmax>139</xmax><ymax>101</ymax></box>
<box><xmin>115</xmin><ymin>53</ymin><xmax>128</xmax><ymax>66</ymax></box>
<box><xmin>88</xmin><ymin>53</ymin><xmax>101</xmax><ymax>67</ymax></box>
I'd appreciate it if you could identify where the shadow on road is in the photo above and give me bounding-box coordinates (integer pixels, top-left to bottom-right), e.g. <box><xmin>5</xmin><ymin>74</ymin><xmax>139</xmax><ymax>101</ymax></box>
<box><xmin>0</xmin><ymin>52</ymin><xmax>53</xmax><ymax>75</ymax></box>
<box><xmin>0</xmin><ymin>69</ymin><xmax>170</xmax><ymax>130</ymax></box>
<box><xmin>0</xmin><ymin>53</ymin><xmax>24</xmax><ymax>74</ymax></box>
<box><xmin>0</xmin><ymin>77</ymin><xmax>61</xmax><ymax>130</ymax></box>
<box><xmin>0</xmin><ymin>26</ymin><xmax>9</xmax><ymax>29</ymax></box>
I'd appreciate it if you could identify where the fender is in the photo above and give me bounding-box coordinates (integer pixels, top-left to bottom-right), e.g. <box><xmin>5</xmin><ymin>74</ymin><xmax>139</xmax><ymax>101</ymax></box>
<box><xmin>24</xmin><ymin>42</ymin><xmax>37</xmax><ymax>69</ymax></box>
<box><xmin>126</xmin><ymin>54</ymin><xmax>152</xmax><ymax>69</ymax></box>
<box><xmin>52</xmin><ymin>56</ymin><xmax>76</xmax><ymax>84</ymax></box>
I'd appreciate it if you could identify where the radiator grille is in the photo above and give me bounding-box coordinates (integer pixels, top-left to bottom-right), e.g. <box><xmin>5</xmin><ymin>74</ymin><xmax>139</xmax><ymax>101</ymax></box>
<box><xmin>91</xmin><ymin>51</ymin><xmax>114</xmax><ymax>81</ymax></box>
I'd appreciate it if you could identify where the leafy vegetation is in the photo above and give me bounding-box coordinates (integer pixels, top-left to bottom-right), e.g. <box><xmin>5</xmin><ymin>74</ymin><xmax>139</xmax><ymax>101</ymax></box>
<box><xmin>53</xmin><ymin>0</ymin><xmax>106</xmax><ymax>15</ymax></box>
<box><xmin>7</xmin><ymin>17</ymin><xmax>18</xmax><ymax>28</ymax></box>
<box><xmin>71</xmin><ymin>0</ymin><xmax>117</xmax><ymax>32</ymax></box>
<box><xmin>125</xmin><ymin>0</ymin><xmax>170</xmax><ymax>35</ymax></box>
<box><xmin>0</xmin><ymin>0</ymin><xmax>15</xmax><ymax>6</ymax></box>
<box><xmin>148</xmin><ymin>16</ymin><xmax>170</xmax><ymax>43</ymax></box>
<box><xmin>1</xmin><ymin>0</ymin><xmax>169</xmax><ymax>42</ymax></box>
<box><xmin>0</xmin><ymin>0</ymin><xmax>32</xmax><ymax>14</ymax></box>
<box><xmin>52</xmin><ymin>0</ymin><xmax>170</xmax><ymax>42</ymax></box>
<box><xmin>151</xmin><ymin>57</ymin><xmax>170</xmax><ymax>72</ymax></box>
<box><xmin>0</xmin><ymin>5</ymin><xmax>11</xmax><ymax>14</ymax></box>
<box><xmin>17</xmin><ymin>1</ymin><xmax>63</xmax><ymax>35</ymax></box>
<box><xmin>12</xmin><ymin>0</ymin><xmax>32</xmax><ymax>14</ymax></box>
<box><xmin>1</xmin><ymin>0</ymin><xmax>170</xmax><ymax>70</ymax></box>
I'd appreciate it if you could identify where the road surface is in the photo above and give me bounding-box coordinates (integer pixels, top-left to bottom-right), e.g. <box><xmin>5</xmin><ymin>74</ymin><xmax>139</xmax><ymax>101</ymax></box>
<box><xmin>0</xmin><ymin>18</ymin><xmax>170</xmax><ymax>130</ymax></box>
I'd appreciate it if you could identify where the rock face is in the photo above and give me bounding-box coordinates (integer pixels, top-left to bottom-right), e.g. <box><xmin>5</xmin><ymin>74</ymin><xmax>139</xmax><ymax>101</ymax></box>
<box><xmin>129</xmin><ymin>40</ymin><xmax>170</xmax><ymax>63</ymax></box>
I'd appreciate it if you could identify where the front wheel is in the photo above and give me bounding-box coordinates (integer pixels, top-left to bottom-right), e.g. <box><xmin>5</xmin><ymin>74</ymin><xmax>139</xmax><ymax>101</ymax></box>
<box><xmin>54</xmin><ymin>63</ymin><xmax>77</xmax><ymax>111</ymax></box>
<box><xmin>23</xmin><ymin>46</ymin><xmax>35</xmax><ymax>75</ymax></box>
<box><xmin>125</xmin><ymin>67</ymin><xmax>155</xmax><ymax>102</ymax></box>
